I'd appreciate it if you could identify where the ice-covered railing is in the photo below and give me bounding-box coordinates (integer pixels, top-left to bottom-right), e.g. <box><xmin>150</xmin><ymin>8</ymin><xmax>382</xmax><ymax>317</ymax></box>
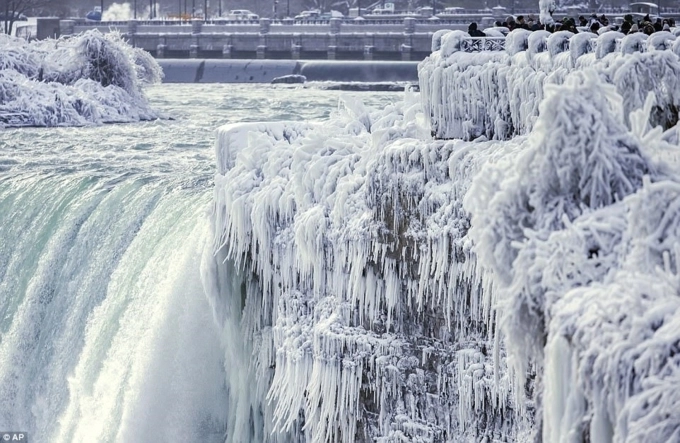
<box><xmin>0</xmin><ymin>30</ymin><xmax>162</xmax><ymax>128</ymax></box>
<box><xmin>419</xmin><ymin>29</ymin><xmax>680</xmax><ymax>140</ymax></box>
<box><xmin>460</xmin><ymin>37</ymin><xmax>506</xmax><ymax>52</ymax></box>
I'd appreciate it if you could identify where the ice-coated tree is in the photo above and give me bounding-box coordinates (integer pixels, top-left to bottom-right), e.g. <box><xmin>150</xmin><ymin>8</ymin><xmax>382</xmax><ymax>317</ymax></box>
<box><xmin>0</xmin><ymin>0</ymin><xmax>56</xmax><ymax>35</ymax></box>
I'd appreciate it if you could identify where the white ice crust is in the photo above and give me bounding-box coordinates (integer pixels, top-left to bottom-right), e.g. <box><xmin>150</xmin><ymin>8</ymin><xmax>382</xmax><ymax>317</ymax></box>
<box><xmin>419</xmin><ymin>30</ymin><xmax>680</xmax><ymax>141</ymax></box>
<box><xmin>206</xmin><ymin>30</ymin><xmax>680</xmax><ymax>443</ymax></box>
<box><xmin>0</xmin><ymin>30</ymin><xmax>162</xmax><ymax>128</ymax></box>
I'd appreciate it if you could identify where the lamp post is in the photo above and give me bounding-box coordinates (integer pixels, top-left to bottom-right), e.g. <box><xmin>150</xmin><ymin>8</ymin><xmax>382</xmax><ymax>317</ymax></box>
<box><xmin>100</xmin><ymin>0</ymin><xmax>104</xmax><ymax>18</ymax></box>
<box><xmin>134</xmin><ymin>0</ymin><xmax>137</xmax><ymax>18</ymax></box>
<box><xmin>287</xmin><ymin>0</ymin><xmax>290</xmax><ymax>18</ymax></box>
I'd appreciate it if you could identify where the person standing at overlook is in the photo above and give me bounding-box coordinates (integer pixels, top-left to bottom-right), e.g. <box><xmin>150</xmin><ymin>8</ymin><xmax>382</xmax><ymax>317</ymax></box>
<box><xmin>468</xmin><ymin>22</ymin><xmax>486</xmax><ymax>37</ymax></box>
<box><xmin>516</xmin><ymin>16</ymin><xmax>530</xmax><ymax>29</ymax></box>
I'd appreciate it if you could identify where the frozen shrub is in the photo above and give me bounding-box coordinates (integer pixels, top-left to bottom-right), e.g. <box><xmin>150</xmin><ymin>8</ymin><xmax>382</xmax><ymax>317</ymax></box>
<box><xmin>0</xmin><ymin>30</ymin><xmax>161</xmax><ymax>127</ymax></box>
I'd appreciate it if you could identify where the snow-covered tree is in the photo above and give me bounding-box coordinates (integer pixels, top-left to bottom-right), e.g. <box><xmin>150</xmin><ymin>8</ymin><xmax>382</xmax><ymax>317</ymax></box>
<box><xmin>0</xmin><ymin>0</ymin><xmax>58</xmax><ymax>35</ymax></box>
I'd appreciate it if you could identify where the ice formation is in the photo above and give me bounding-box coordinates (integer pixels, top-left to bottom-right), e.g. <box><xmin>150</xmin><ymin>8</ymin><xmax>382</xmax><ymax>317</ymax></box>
<box><xmin>206</xmin><ymin>31</ymin><xmax>680</xmax><ymax>442</ymax></box>
<box><xmin>207</xmin><ymin>103</ymin><xmax>518</xmax><ymax>442</ymax></box>
<box><xmin>0</xmin><ymin>30</ymin><xmax>161</xmax><ymax>128</ymax></box>
<box><xmin>419</xmin><ymin>31</ymin><xmax>680</xmax><ymax>140</ymax></box>
<box><xmin>539</xmin><ymin>0</ymin><xmax>556</xmax><ymax>26</ymax></box>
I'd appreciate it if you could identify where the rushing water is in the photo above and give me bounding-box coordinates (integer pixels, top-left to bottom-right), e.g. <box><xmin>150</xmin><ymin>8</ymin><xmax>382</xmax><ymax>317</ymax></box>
<box><xmin>0</xmin><ymin>83</ymin><xmax>401</xmax><ymax>443</ymax></box>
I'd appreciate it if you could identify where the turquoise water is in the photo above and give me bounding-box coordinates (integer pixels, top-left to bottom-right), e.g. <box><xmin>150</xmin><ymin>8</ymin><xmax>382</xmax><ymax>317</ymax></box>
<box><xmin>0</xmin><ymin>83</ymin><xmax>401</xmax><ymax>442</ymax></box>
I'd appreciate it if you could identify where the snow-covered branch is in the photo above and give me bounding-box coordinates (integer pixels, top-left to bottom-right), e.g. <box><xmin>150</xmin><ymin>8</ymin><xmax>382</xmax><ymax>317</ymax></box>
<box><xmin>0</xmin><ymin>30</ymin><xmax>162</xmax><ymax>128</ymax></box>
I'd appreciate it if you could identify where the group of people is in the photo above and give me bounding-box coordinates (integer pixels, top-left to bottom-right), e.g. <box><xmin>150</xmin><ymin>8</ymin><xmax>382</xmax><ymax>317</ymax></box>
<box><xmin>468</xmin><ymin>13</ymin><xmax>677</xmax><ymax>37</ymax></box>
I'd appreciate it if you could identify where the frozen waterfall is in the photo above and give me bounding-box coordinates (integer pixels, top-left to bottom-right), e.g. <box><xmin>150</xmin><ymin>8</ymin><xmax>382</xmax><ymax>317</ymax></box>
<box><xmin>207</xmin><ymin>31</ymin><xmax>680</xmax><ymax>442</ymax></box>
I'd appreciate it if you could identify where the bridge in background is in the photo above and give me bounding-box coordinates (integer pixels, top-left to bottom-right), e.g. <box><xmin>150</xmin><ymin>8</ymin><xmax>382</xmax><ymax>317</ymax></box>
<box><xmin>43</xmin><ymin>8</ymin><xmax>680</xmax><ymax>61</ymax></box>
<box><xmin>57</xmin><ymin>17</ymin><xmax>476</xmax><ymax>61</ymax></box>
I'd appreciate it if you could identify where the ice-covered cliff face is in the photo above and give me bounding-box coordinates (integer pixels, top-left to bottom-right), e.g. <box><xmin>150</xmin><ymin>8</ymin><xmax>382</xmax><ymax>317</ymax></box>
<box><xmin>206</xmin><ymin>101</ymin><xmax>522</xmax><ymax>442</ymax></box>
<box><xmin>206</xmin><ymin>32</ymin><xmax>680</xmax><ymax>442</ymax></box>
<box><xmin>0</xmin><ymin>30</ymin><xmax>161</xmax><ymax>127</ymax></box>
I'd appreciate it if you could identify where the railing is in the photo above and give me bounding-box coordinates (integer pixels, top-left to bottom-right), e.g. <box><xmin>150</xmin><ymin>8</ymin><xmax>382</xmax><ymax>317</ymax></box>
<box><xmin>62</xmin><ymin>17</ymin><xmax>471</xmax><ymax>38</ymax></box>
<box><xmin>450</xmin><ymin>31</ymin><xmax>679</xmax><ymax>56</ymax></box>
<box><xmin>71</xmin><ymin>18</ymin><xmax>261</xmax><ymax>26</ymax></box>
<box><xmin>68</xmin><ymin>5</ymin><xmax>680</xmax><ymax>29</ymax></box>
<box><xmin>460</xmin><ymin>37</ymin><xmax>506</xmax><ymax>52</ymax></box>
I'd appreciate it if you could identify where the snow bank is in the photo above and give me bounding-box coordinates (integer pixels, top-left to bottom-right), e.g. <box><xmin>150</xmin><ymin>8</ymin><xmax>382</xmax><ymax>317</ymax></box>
<box><xmin>206</xmin><ymin>26</ymin><xmax>680</xmax><ymax>443</ymax></box>
<box><xmin>0</xmin><ymin>30</ymin><xmax>161</xmax><ymax>128</ymax></box>
<box><xmin>419</xmin><ymin>30</ymin><xmax>680</xmax><ymax>140</ymax></box>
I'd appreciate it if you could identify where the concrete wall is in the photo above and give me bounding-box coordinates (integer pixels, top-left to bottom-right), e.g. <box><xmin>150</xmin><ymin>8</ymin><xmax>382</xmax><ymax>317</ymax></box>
<box><xmin>158</xmin><ymin>59</ymin><xmax>419</xmax><ymax>83</ymax></box>
<box><xmin>135</xmin><ymin>31</ymin><xmax>430</xmax><ymax>60</ymax></box>
<box><xmin>158</xmin><ymin>59</ymin><xmax>301</xmax><ymax>82</ymax></box>
<box><xmin>60</xmin><ymin>18</ymin><xmax>457</xmax><ymax>61</ymax></box>
<box><xmin>67</xmin><ymin>18</ymin><xmax>467</xmax><ymax>35</ymax></box>
<box><xmin>73</xmin><ymin>24</ymin><xmax>126</xmax><ymax>33</ymax></box>
<box><xmin>36</xmin><ymin>18</ymin><xmax>61</xmax><ymax>40</ymax></box>
<box><xmin>299</xmin><ymin>61</ymin><xmax>419</xmax><ymax>82</ymax></box>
